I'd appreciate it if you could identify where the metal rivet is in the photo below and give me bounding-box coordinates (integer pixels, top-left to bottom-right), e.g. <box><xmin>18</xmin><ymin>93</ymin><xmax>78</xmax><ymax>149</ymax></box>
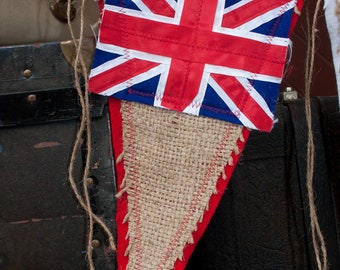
<box><xmin>86</xmin><ymin>177</ymin><xmax>94</xmax><ymax>186</ymax></box>
<box><xmin>27</xmin><ymin>94</ymin><xmax>37</xmax><ymax>103</ymax></box>
<box><xmin>91</xmin><ymin>239</ymin><xmax>100</xmax><ymax>249</ymax></box>
<box><xmin>23</xmin><ymin>69</ymin><xmax>32</xmax><ymax>78</ymax></box>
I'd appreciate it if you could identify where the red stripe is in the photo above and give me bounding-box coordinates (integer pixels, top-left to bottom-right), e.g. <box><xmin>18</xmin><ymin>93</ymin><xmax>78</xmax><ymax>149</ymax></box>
<box><xmin>161</xmin><ymin>60</ymin><xmax>205</xmax><ymax>111</ymax></box>
<box><xmin>142</xmin><ymin>0</ymin><xmax>175</xmax><ymax>17</ymax></box>
<box><xmin>89</xmin><ymin>59</ymin><xmax>159</xmax><ymax>94</ymax></box>
<box><xmin>180</xmin><ymin>0</ymin><xmax>218</xmax><ymax>29</ymax></box>
<box><xmin>222</xmin><ymin>0</ymin><xmax>288</xmax><ymax>28</ymax></box>
<box><xmin>100</xmin><ymin>10</ymin><xmax>286</xmax><ymax>78</ymax></box>
<box><xmin>211</xmin><ymin>74</ymin><xmax>273</xmax><ymax>131</ymax></box>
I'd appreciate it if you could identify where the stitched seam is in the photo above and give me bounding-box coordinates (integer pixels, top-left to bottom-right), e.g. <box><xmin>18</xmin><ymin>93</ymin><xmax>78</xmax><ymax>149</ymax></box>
<box><xmin>101</xmin><ymin>24</ymin><xmax>286</xmax><ymax>64</ymax></box>
<box><xmin>126</xmin><ymin>88</ymin><xmax>244</xmax><ymax>117</ymax></box>
<box><xmin>238</xmin><ymin>1</ymin><xmax>291</xmax><ymax>114</ymax></box>
<box><xmin>156</xmin><ymin>125</ymin><xmax>239</xmax><ymax>268</ymax></box>
<box><xmin>125</xmin><ymin>102</ymin><xmax>144</xmax><ymax>269</ymax></box>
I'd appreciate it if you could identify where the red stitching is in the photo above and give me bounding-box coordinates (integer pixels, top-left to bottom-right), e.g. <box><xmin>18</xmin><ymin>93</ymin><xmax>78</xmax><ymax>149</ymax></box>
<box><xmin>125</xmin><ymin>102</ymin><xmax>144</xmax><ymax>269</ymax></box>
<box><xmin>101</xmin><ymin>24</ymin><xmax>286</xmax><ymax>64</ymax></box>
<box><xmin>156</xmin><ymin>125</ymin><xmax>237</xmax><ymax>268</ymax></box>
<box><xmin>127</xmin><ymin>88</ymin><xmax>239</xmax><ymax>117</ymax></box>
<box><xmin>238</xmin><ymin>1</ymin><xmax>291</xmax><ymax>111</ymax></box>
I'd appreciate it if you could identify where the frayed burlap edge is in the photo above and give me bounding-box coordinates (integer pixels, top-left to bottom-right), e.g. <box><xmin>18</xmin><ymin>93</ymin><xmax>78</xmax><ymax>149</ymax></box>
<box><xmin>116</xmin><ymin>101</ymin><xmax>244</xmax><ymax>270</ymax></box>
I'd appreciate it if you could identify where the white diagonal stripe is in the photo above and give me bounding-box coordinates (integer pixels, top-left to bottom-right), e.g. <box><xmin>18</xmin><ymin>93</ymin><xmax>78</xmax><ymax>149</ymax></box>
<box><xmin>224</xmin><ymin>0</ymin><xmax>252</xmax><ymax>13</ymax></box>
<box><xmin>205</xmin><ymin>64</ymin><xmax>282</xmax><ymax>83</ymax></box>
<box><xmin>96</xmin><ymin>42</ymin><xmax>171</xmax><ymax>65</ymax></box>
<box><xmin>165</xmin><ymin>0</ymin><xmax>177</xmax><ymax>10</ymax></box>
<box><xmin>90</xmin><ymin>55</ymin><xmax>128</xmax><ymax>78</ymax></box>
<box><xmin>208</xmin><ymin>76</ymin><xmax>257</xmax><ymax>129</ymax></box>
<box><xmin>236</xmin><ymin>2</ymin><xmax>295</xmax><ymax>32</ymax></box>
<box><xmin>104</xmin><ymin>4</ymin><xmax>179</xmax><ymax>24</ymax></box>
<box><xmin>212</xmin><ymin>26</ymin><xmax>289</xmax><ymax>46</ymax></box>
<box><xmin>236</xmin><ymin>77</ymin><xmax>274</xmax><ymax>119</ymax></box>
<box><xmin>100</xmin><ymin>64</ymin><xmax>164</xmax><ymax>96</ymax></box>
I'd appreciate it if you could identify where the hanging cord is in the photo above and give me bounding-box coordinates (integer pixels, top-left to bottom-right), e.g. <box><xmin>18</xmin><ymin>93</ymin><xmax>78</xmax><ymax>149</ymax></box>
<box><xmin>66</xmin><ymin>1</ymin><xmax>116</xmax><ymax>269</ymax></box>
<box><xmin>304</xmin><ymin>0</ymin><xmax>328</xmax><ymax>269</ymax></box>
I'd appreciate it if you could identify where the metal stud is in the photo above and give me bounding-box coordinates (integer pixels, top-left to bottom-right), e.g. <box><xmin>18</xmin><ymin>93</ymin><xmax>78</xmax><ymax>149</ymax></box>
<box><xmin>91</xmin><ymin>239</ymin><xmax>100</xmax><ymax>249</ymax></box>
<box><xmin>23</xmin><ymin>69</ymin><xmax>32</xmax><ymax>78</ymax></box>
<box><xmin>27</xmin><ymin>94</ymin><xmax>37</xmax><ymax>103</ymax></box>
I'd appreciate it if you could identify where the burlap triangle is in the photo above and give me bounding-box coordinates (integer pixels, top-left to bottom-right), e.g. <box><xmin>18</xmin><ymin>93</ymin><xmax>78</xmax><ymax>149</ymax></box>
<box><xmin>115</xmin><ymin>101</ymin><xmax>244</xmax><ymax>269</ymax></box>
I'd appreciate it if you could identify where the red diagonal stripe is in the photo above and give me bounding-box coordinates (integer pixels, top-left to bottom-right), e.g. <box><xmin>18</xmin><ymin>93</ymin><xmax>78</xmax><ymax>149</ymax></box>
<box><xmin>142</xmin><ymin>0</ymin><xmax>175</xmax><ymax>17</ymax></box>
<box><xmin>222</xmin><ymin>0</ymin><xmax>288</xmax><ymax>28</ymax></box>
<box><xmin>89</xmin><ymin>59</ymin><xmax>159</xmax><ymax>94</ymax></box>
<box><xmin>211</xmin><ymin>73</ymin><xmax>273</xmax><ymax>131</ymax></box>
<box><xmin>100</xmin><ymin>10</ymin><xmax>287</xmax><ymax>78</ymax></box>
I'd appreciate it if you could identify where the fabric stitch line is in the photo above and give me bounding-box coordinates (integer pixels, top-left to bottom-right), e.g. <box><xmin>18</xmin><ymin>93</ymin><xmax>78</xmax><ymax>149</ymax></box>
<box><xmin>124</xmin><ymin>102</ymin><xmax>144</xmax><ymax>269</ymax></box>
<box><xmin>101</xmin><ymin>24</ymin><xmax>286</xmax><ymax>64</ymax></box>
<box><xmin>157</xmin><ymin>125</ymin><xmax>240</xmax><ymax>268</ymax></box>
<box><xmin>237</xmin><ymin>2</ymin><xmax>290</xmax><ymax>114</ymax></box>
<box><xmin>157</xmin><ymin>126</ymin><xmax>237</xmax><ymax>268</ymax></box>
<box><xmin>181</xmin><ymin>61</ymin><xmax>191</xmax><ymax>105</ymax></box>
<box><xmin>126</xmin><ymin>88</ymin><xmax>268</xmax><ymax>118</ymax></box>
<box><xmin>118</xmin><ymin>1</ymin><xmax>134</xmax><ymax>95</ymax></box>
<box><xmin>196</xmin><ymin>0</ymin><xmax>204</xmax><ymax>29</ymax></box>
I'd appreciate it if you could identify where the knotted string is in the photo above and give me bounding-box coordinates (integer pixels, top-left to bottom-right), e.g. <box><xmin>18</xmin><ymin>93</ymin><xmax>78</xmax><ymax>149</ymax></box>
<box><xmin>65</xmin><ymin>1</ymin><xmax>116</xmax><ymax>269</ymax></box>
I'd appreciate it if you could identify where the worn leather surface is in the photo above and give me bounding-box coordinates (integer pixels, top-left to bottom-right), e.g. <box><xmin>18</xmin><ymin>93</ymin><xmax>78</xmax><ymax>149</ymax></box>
<box><xmin>186</xmin><ymin>98</ymin><xmax>340</xmax><ymax>270</ymax></box>
<box><xmin>0</xmin><ymin>113</ymin><xmax>116</xmax><ymax>270</ymax></box>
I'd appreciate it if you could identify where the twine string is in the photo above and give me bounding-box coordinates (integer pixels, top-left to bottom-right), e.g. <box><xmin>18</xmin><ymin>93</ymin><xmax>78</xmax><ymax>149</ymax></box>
<box><xmin>304</xmin><ymin>1</ymin><xmax>328</xmax><ymax>269</ymax></box>
<box><xmin>64</xmin><ymin>1</ymin><xmax>329</xmax><ymax>269</ymax></box>
<box><xmin>66</xmin><ymin>1</ymin><xmax>116</xmax><ymax>269</ymax></box>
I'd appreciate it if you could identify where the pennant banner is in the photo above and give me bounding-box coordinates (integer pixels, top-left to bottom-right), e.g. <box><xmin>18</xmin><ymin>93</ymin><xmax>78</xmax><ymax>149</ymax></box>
<box><xmin>109</xmin><ymin>99</ymin><xmax>249</xmax><ymax>269</ymax></box>
<box><xmin>90</xmin><ymin>1</ymin><xmax>303</xmax><ymax>269</ymax></box>
<box><xmin>90</xmin><ymin>0</ymin><xmax>297</xmax><ymax>132</ymax></box>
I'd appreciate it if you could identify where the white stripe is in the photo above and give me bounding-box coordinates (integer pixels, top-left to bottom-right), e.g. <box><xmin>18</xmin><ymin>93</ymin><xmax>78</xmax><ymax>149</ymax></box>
<box><xmin>104</xmin><ymin>4</ymin><xmax>179</xmax><ymax>25</ymax></box>
<box><xmin>209</xmin><ymin>77</ymin><xmax>257</xmax><ymax>129</ymax></box>
<box><xmin>173</xmin><ymin>0</ymin><xmax>184</xmax><ymax>24</ymax></box>
<box><xmin>131</xmin><ymin>0</ymin><xmax>153</xmax><ymax>15</ymax></box>
<box><xmin>236</xmin><ymin>3</ymin><xmax>295</xmax><ymax>32</ymax></box>
<box><xmin>183</xmin><ymin>70</ymin><xmax>210</xmax><ymax>115</ymax></box>
<box><xmin>153</xmin><ymin>64</ymin><xmax>170</xmax><ymax>108</ymax></box>
<box><xmin>99</xmin><ymin>64</ymin><xmax>164</xmax><ymax>96</ymax></box>
<box><xmin>89</xmin><ymin>55</ymin><xmax>128</xmax><ymax>78</ymax></box>
<box><xmin>165</xmin><ymin>0</ymin><xmax>177</xmax><ymax>10</ymax></box>
<box><xmin>236</xmin><ymin>77</ymin><xmax>274</xmax><ymax>119</ymax></box>
<box><xmin>96</xmin><ymin>42</ymin><xmax>171</xmax><ymax>65</ymax></box>
<box><xmin>212</xmin><ymin>26</ymin><xmax>289</xmax><ymax>46</ymax></box>
<box><xmin>224</xmin><ymin>0</ymin><xmax>252</xmax><ymax>14</ymax></box>
<box><xmin>213</xmin><ymin>0</ymin><xmax>226</xmax><ymax>29</ymax></box>
<box><xmin>205</xmin><ymin>64</ymin><xmax>282</xmax><ymax>83</ymax></box>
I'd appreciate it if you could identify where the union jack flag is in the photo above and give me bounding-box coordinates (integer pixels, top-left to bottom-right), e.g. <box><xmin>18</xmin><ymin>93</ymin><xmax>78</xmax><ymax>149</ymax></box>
<box><xmin>89</xmin><ymin>0</ymin><xmax>296</xmax><ymax>131</ymax></box>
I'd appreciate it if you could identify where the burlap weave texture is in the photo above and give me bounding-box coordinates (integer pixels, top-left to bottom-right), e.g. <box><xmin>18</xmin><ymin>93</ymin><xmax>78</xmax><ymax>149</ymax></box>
<box><xmin>119</xmin><ymin>101</ymin><xmax>243</xmax><ymax>269</ymax></box>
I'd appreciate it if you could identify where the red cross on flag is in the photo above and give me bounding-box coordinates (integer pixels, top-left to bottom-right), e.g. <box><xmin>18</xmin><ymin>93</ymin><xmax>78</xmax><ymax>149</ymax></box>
<box><xmin>89</xmin><ymin>0</ymin><xmax>296</xmax><ymax>131</ymax></box>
